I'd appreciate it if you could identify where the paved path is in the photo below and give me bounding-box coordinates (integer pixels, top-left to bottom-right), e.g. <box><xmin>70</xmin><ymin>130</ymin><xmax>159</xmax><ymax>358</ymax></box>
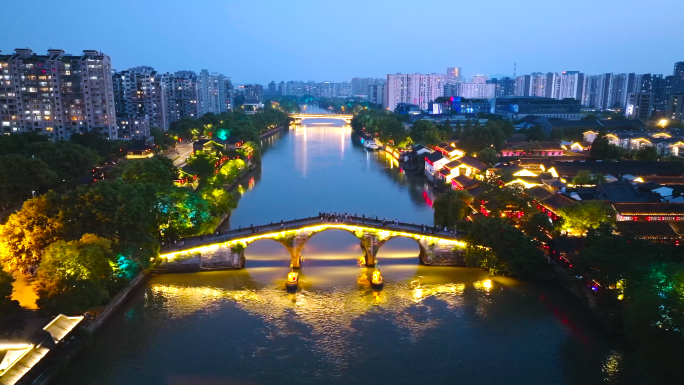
<box><xmin>162</xmin><ymin>214</ymin><xmax>462</xmax><ymax>253</ymax></box>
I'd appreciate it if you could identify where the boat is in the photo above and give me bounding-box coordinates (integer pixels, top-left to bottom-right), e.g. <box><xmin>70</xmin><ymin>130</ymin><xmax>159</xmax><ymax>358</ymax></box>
<box><xmin>363</xmin><ymin>139</ymin><xmax>380</xmax><ymax>150</ymax></box>
<box><xmin>371</xmin><ymin>270</ymin><xmax>383</xmax><ymax>290</ymax></box>
<box><xmin>286</xmin><ymin>271</ymin><xmax>298</xmax><ymax>292</ymax></box>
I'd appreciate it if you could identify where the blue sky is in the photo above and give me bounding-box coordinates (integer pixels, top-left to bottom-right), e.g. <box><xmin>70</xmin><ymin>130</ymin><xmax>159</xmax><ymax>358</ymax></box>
<box><xmin>1</xmin><ymin>0</ymin><xmax>682</xmax><ymax>84</ymax></box>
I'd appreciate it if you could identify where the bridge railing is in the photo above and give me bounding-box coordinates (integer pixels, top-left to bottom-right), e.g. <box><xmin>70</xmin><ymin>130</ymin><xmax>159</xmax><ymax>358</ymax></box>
<box><xmin>161</xmin><ymin>214</ymin><xmax>462</xmax><ymax>252</ymax></box>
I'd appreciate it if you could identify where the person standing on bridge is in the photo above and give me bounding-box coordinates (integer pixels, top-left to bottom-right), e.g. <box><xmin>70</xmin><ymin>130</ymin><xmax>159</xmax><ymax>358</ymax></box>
<box><xmin>281</xmin><ymin>220</ymin><xmax>284</xmax><ymax>229</ymax></box>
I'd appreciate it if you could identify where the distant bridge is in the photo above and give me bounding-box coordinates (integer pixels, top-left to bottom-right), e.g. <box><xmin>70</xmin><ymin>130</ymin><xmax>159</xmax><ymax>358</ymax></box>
<box><xmin>290</xmin><ymin>113</ymin><xmax>353</xmax><ymax>124</ymax></box>
<box><xmin>158</xmin><ymin>216</ymin><xmax>468</xmax><ymax>271</ymax></box>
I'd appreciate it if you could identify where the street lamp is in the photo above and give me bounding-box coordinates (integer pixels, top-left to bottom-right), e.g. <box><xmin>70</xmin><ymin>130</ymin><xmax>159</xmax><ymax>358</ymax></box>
<box><xmin>659</xmin><ymin>119</ymin><xmax>669</xmax><ymax>128</ymax></box>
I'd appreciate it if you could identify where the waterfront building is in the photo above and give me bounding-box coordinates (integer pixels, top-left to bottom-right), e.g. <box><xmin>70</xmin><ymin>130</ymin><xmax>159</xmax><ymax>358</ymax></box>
<box><xmin>385</xmin><ymin>73</ymin><xmax>446</xmax><ymax>111</ymax></box>
<box><xmin>0</xmin><ymin>48</ymin><xmax>117</xmax><ymax>140</ymax></box>
<box><xmin>162</xmin><ymin>70</ymin><xmax>199</xmax><ymax>126</ymax></box>
<box><xmin>198</xmin><ymin>69</ymin><xmax>232</xmax><ymax>116</ymax></box>
<box><xmin>113</xmin><ymin>66</ymin><xmax>166</xmax><ymax>131</ymax></box>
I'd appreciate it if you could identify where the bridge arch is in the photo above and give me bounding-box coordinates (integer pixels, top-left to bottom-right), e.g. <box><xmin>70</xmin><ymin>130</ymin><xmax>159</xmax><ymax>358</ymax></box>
<box><xmin>243</xmin><ymin>239</ymin><xmax>292</xmax><ymax>267</ymax></box>
<box><xmin>289</xmin><ymin>227</ymin><xmax>371</xmax><ymax>268</ymax></box>
<box><xmin>374</xmin><ymin>235</ymin><xmax>428</xmax><ymax>265</ymax></box>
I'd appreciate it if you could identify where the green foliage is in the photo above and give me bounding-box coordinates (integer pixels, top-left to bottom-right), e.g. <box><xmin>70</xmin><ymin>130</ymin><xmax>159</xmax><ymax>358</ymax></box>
<box><xmin>150</xmin><ymin>127</ymin><xmax>176</xmax><ymax>150</ymax></box>
<box><xmin>474</xmin><ymin>179</ymin><xmax>530</xmax><ymax>218</ymax></box>
<box><xmin>187</xmin><ymin>154</ymin><xmax>217</xmax><ymax>178</ymax></box>
<box><xmin>26</xmin><ymin>141</ymin><xmax>99</xmax><ymax>181</ymax></box>
<box><xmin>557</xmin><ymin>201</ymin><xmax>615</xmax><ymax>233</ymax></box>
<box><xmin>525</xmin><ymin>125</ymin><xmax>546</xmax><ymax>141</ymax></box>
<box><xmin>633</xmin><ymin>146</ymin><xmax>658</xmax><ymax>161</ymax></box>
<box><xmin>475</xmin><ymin>148</ymin><xmax>499</xmax><ymax>166</ymax></box>
<box><xmin>590</xmin><ymin>135</ymin><xmax>625</xmax><ymax>160</ymax></box>
<box><xmin>0</xmin><ymin>266</ymin><xmax>19</xmax><ymax>317</ymax></box>
<box><xmin>521</xmin><ymin>212</ymin><xmax>559</xmax><ymax>242</ymax></box>
<box><xmin>111</xmin><ymin>157</ymin><xmax>176</xmax><ymax>187</ymax></box>
<box><xmin>464</xmin><ymin>217</ymin><xmax>546</xmax><ymax>279</ymax></box>
<box><xmin>70</xmin><ymin>132</ymin><xmax>127</xmax><ymax>161</ymax></box>
<box><xmin>156</xmin><ymin>187</ymin><xmax>213</xmax><ymax>240</ymax></box>
<box><xmin>433</xmin><ymin>190</ymin><xmax>473</xmax><ymax>228</ymax></box>
<box><xmin>169</xmin><ymin>109</ymin><xmax>289</xmax><ymax>143</ymax></box>
<box><xmin>0</xmin><ymin>154</ymin><xmax>58</xmax><ymax>210</ymax></box>
<box><xmin>459</xmin><ymin>121</ymin><xmax>506</xmax><ymax>154</ymax></box>
<box><xmin>35</xmin><ymin>234</ymin><xmax>115</xmax><ymax>315</ymax></box>
<box><xmin>572</xmin><ymin>170</ymin><xmax>606</xmax><ymax>185</ymax></box>
<box><xmin>623</xmin><ymin>263</ymin><xmax>684</xmax><ymax>383</ymax></box>
<box><xmin>411</xmin><ymin>120</ymin><xmax>444</xmax><ymax>146</ymax></box>
<box><xmin>230</xmin><ymin>243</ymin><xmax>246</xmax><ymax>254</ymax></box>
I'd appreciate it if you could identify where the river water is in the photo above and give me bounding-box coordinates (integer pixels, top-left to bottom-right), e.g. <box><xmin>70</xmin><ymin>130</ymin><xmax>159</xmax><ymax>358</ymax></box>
<box><xmin>57</xmin><ymin>118</ymin><xmax>630</xmax><ymax>385</ymax></box>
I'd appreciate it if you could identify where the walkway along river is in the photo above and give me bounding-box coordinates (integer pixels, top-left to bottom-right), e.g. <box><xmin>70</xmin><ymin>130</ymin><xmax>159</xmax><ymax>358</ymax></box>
<box><xmin>55</xmin><ymin>119</ymin><xmax>636</xmax><ymax>385</ymax></box>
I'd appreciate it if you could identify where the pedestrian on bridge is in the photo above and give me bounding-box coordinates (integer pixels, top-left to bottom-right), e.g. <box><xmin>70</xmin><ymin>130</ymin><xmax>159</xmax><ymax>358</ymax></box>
<box><xmin>281</xmin><ymin>220</ymin><xmax>284</xmax><ymax>229</ymax></box>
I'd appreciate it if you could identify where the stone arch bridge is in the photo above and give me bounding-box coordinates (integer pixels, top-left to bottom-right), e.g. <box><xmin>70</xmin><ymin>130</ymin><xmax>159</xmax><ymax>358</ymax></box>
<box><xmin>290</xmin><ymin>113</ymin><xmax>353</xmax><ymax>125</ymax></box>
<box><xmin>158</xmin><ymin>216</ymin><xmax>469</xmax><ymax>271</ymax></box>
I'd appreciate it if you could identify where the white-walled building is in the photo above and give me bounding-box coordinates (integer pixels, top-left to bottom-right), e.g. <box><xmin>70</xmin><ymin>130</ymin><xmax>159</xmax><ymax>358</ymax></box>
<box><xmin>385</xmin><ymin>73</ymin><xmax>446</xmax><ymax>111</ymax></box>
<box><xmin>162</xmin><ymin>70</ymin><xmax>199</xmax><ymax>126</ymax></box>
<box><xmin>198</xmin><ymin>69</ymin><xmax>232</xmax><ymax>116</ymax></box>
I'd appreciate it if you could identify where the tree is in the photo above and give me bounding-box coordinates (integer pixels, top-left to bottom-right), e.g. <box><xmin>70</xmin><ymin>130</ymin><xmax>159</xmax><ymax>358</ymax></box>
<box><xmin>0</xmin><ymin>154</ymin><xmax>58</xmax><ymax>210</ymax></box>
<box><xmin>476</xmin><ymin>148</ymin><xmax>499</xmax><ymax>166</ymax></box>
<box><xmin>623</xmin><ymin>263</ymin><xmax>684</xmax><ymax>383</ymax></box>
<box><xmin>375</xmin><ymin>116</ymin><xmax>407</xmax><ymax>145</ymax></box>
<box><xmin>526</xmin><ymin>125</ymin><xmax>546</xmax><ymax>141</ymax></box>
<box><xmin>26</xmin><ymin>141</ymin><xmax>98</xmax><ymax>181</ymax></box>
<box><xmin>433</xmin><ymin>190</ymin><xmax>473</xmax><ymax>228</ymax></box>
<box><xmin>0</xmin><ymin>194</ymin><xmax>63</xmax><ymax>272</ymax></box>
<box><xmin>572</xmin><ymin>170</ymin><xmax>593</xmax><ymax>185</ymax></box>
<box><xmin>150</xmin><ymin>127</ymin><xmax>176</xmax><ymax>151</ymax></box>
<box><xmin>111</xmin><ymin>157</ymin><xmax>176</xmax><ymax>187</ymax></box>
<box><xmin>156</xmin><ymin>187</ymin><xmax>213</xmax><ymax>240</ymax></box>
<box><xmin>0</xmin><ymin>265</ymin><xmax>19</xmax><ymax>317</ymax></box>
<box><xmin>464</xmin><ymin>217</ymin><xmax>547</xmax><ymax>279</ymax></box>
<box><xmin>590</xmin><ymin>136</ymin><xmax>625</xmax><ymax>160</ymax></box>
<box><xmin>35</xmin><ymin>234</ymin><xmax>115</xmax><ymax>314</ymax></box>
<box><xmin>557</xmin><ymin>201</ymin><xmax>615</xmax><ymax>234</ymax></box>
<box><xmin>522</xmin><ymin>212</ymin><xmax>559</xmax><ymax>242</ymax></box>
<box><xmin>550</xmin><ymin>128</ymin><xmax>564</xmax><ymax>141</ymax></box>
<box><xmin>59</xmin><ymin>181</ymin><xmax>159</xmax><ymax>264</ymax></box>
<box><xmin>187</xmin><ymin>154</ymin><xmax>217</xmax><ymax>178</ymax></box>
<box><xmin>634</xmin><ymin>146</ymin><xmax>658</xmax><ymax>161</ymax></box>
<box><xmin>410</xmin><ymin>120</ymin><xmax>443</xmax><ymax>146</ymax></box>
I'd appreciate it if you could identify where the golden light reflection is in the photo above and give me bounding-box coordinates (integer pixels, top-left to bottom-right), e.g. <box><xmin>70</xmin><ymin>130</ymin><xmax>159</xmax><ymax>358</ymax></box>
<box><xmin>149</xmin><ymin>276</ymin><xmax>476</xmax><ymax>366</ymax></box>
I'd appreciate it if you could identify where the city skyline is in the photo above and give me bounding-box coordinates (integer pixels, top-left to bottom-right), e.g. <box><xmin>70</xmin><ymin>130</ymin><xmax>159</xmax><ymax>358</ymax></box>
<box><xmin>1</xmin><ymin>0</ymin><xmax>683</xmax><ymax>84</ymax></box>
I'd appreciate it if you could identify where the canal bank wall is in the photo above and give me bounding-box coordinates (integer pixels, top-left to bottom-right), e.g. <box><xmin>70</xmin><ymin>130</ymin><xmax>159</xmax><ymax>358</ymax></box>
<box><xmin>31</xmin><ymin>271</ymin><xmax>151</xmax><ymax>385</ymax></box>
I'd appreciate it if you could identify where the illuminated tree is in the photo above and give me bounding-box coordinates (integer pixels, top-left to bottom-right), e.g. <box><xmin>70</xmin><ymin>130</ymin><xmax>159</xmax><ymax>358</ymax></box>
<box><xmin>111</xmin><ymin>157</ymin><xmax>176</xmax><ymax>187</ymax></box>
<box><xmin>34</xmin><ymin>234</ymin><xmax>115</xmax><ymax>315</ymax></box>
<box><xmin>557</xmin><ymin>201</ymin><xmax>615</xmax><ymax>234</ymax></box>
<box><xmin>475</xmin><ymin>148</ymin><xmax>499</xmax><ymax>167</ymax></box>
<box><xmin>0</xmin><ymin>194</ymin><xmax>63</xmax><ymax>272</ymax></box>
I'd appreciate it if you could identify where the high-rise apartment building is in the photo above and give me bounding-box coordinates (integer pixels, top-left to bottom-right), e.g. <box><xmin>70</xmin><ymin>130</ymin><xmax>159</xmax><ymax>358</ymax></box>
<box><xmin>243</xmin><ymin>84</ymin><xmax>263</xmax><ymax>103</ymax></box>
<box><xmin>558</xmin><ymin>71</ymin><xmax>585</xmax><ymax>101</ymax></box>
<box><xmin>545</xmin><ymin>72</ymin><xmax>560</xmax><ymax>99</ymax></box>
<box><xmin>446</xmin><ymin>67</ymin><xmax>463</xmax><ymax>84</ymax></box>
<box><xmin>368</xmin><ymin>84</ymin><xmax>385</xmax><ymax>106</ymax></box>
<box><xmin>0</xmin><ymin>48</ymin><xmax>117</xmax><ymax>140</ymax></box>
<box><xmin>197</xmin><ymin>69</ymin><xmax>232</xmax><ymax>116</ymax></box>
<box><xmin>530</xmin><ymin>73</ymin><xmax>546</xmax><ymax>97</ymax></box>
<box><xmin>515</xmin><ymin>75</ymin><xmax>533</xmax><ymax>96</ymax></box>
<box><xmin>626</xmin><ymin>92</ymin><xmax>652</xmax><ymax>120</ymax></box>
<box><xmin>267</xmin><ymin>81</ymin><xmax>277</xmax><ymax>96</ymax></box>
<box><xmin>162</xmin><ymin>70</ymin><xmax>199</xmax><ymax>126</ymax></box>
<box><xmin>384</xmin><ymin>73</ymin><xmax>446</xmax><ymax>111</ymax></box>
<box><xmin>667</xmin><ymin>94</ymin><xmax>684</xmax><ymax>123</ymax></box>
<box><xmin>112</xmin><ymin>66</ymin><xmax>166</xmax><ymax>132</ymax></box>
<box><xmin>351</xmin><ymin>78</ymin><xmax>384</xmax><ymax>98</ymax></box>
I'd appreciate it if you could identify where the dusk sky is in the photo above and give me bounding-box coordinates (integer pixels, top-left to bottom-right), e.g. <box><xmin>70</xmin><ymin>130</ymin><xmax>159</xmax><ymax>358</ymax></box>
<box><xmin>2</xmin><ymin>0</ymin><xmax>683</xmax><ymax>84</ymax></box>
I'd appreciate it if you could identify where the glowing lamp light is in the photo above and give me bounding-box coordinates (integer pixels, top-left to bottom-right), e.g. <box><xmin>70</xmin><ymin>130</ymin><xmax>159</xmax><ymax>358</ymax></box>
<box><xmin>483</xmin><ymin>279</ymin><xmax>492</xmax><ymax>290</ymax></box>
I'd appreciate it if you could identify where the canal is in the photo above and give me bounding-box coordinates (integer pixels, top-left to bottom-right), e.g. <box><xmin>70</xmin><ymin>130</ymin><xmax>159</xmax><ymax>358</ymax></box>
<box><xmin>57</xmin><ymin>119</ymin><xmax>630</xmax><ymax>385</ymax></box>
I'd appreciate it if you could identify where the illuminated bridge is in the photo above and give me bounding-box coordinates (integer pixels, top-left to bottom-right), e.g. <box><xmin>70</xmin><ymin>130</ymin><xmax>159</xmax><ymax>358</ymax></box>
<box><xmin>158</xmin><ymin>216</ymin><xmax>468</xmax><ymax>271</ymax></box>
<box><xmin>290</xmin><ymin>113</ymin><xmax>353</xmax><ymax>124</ymax></box>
